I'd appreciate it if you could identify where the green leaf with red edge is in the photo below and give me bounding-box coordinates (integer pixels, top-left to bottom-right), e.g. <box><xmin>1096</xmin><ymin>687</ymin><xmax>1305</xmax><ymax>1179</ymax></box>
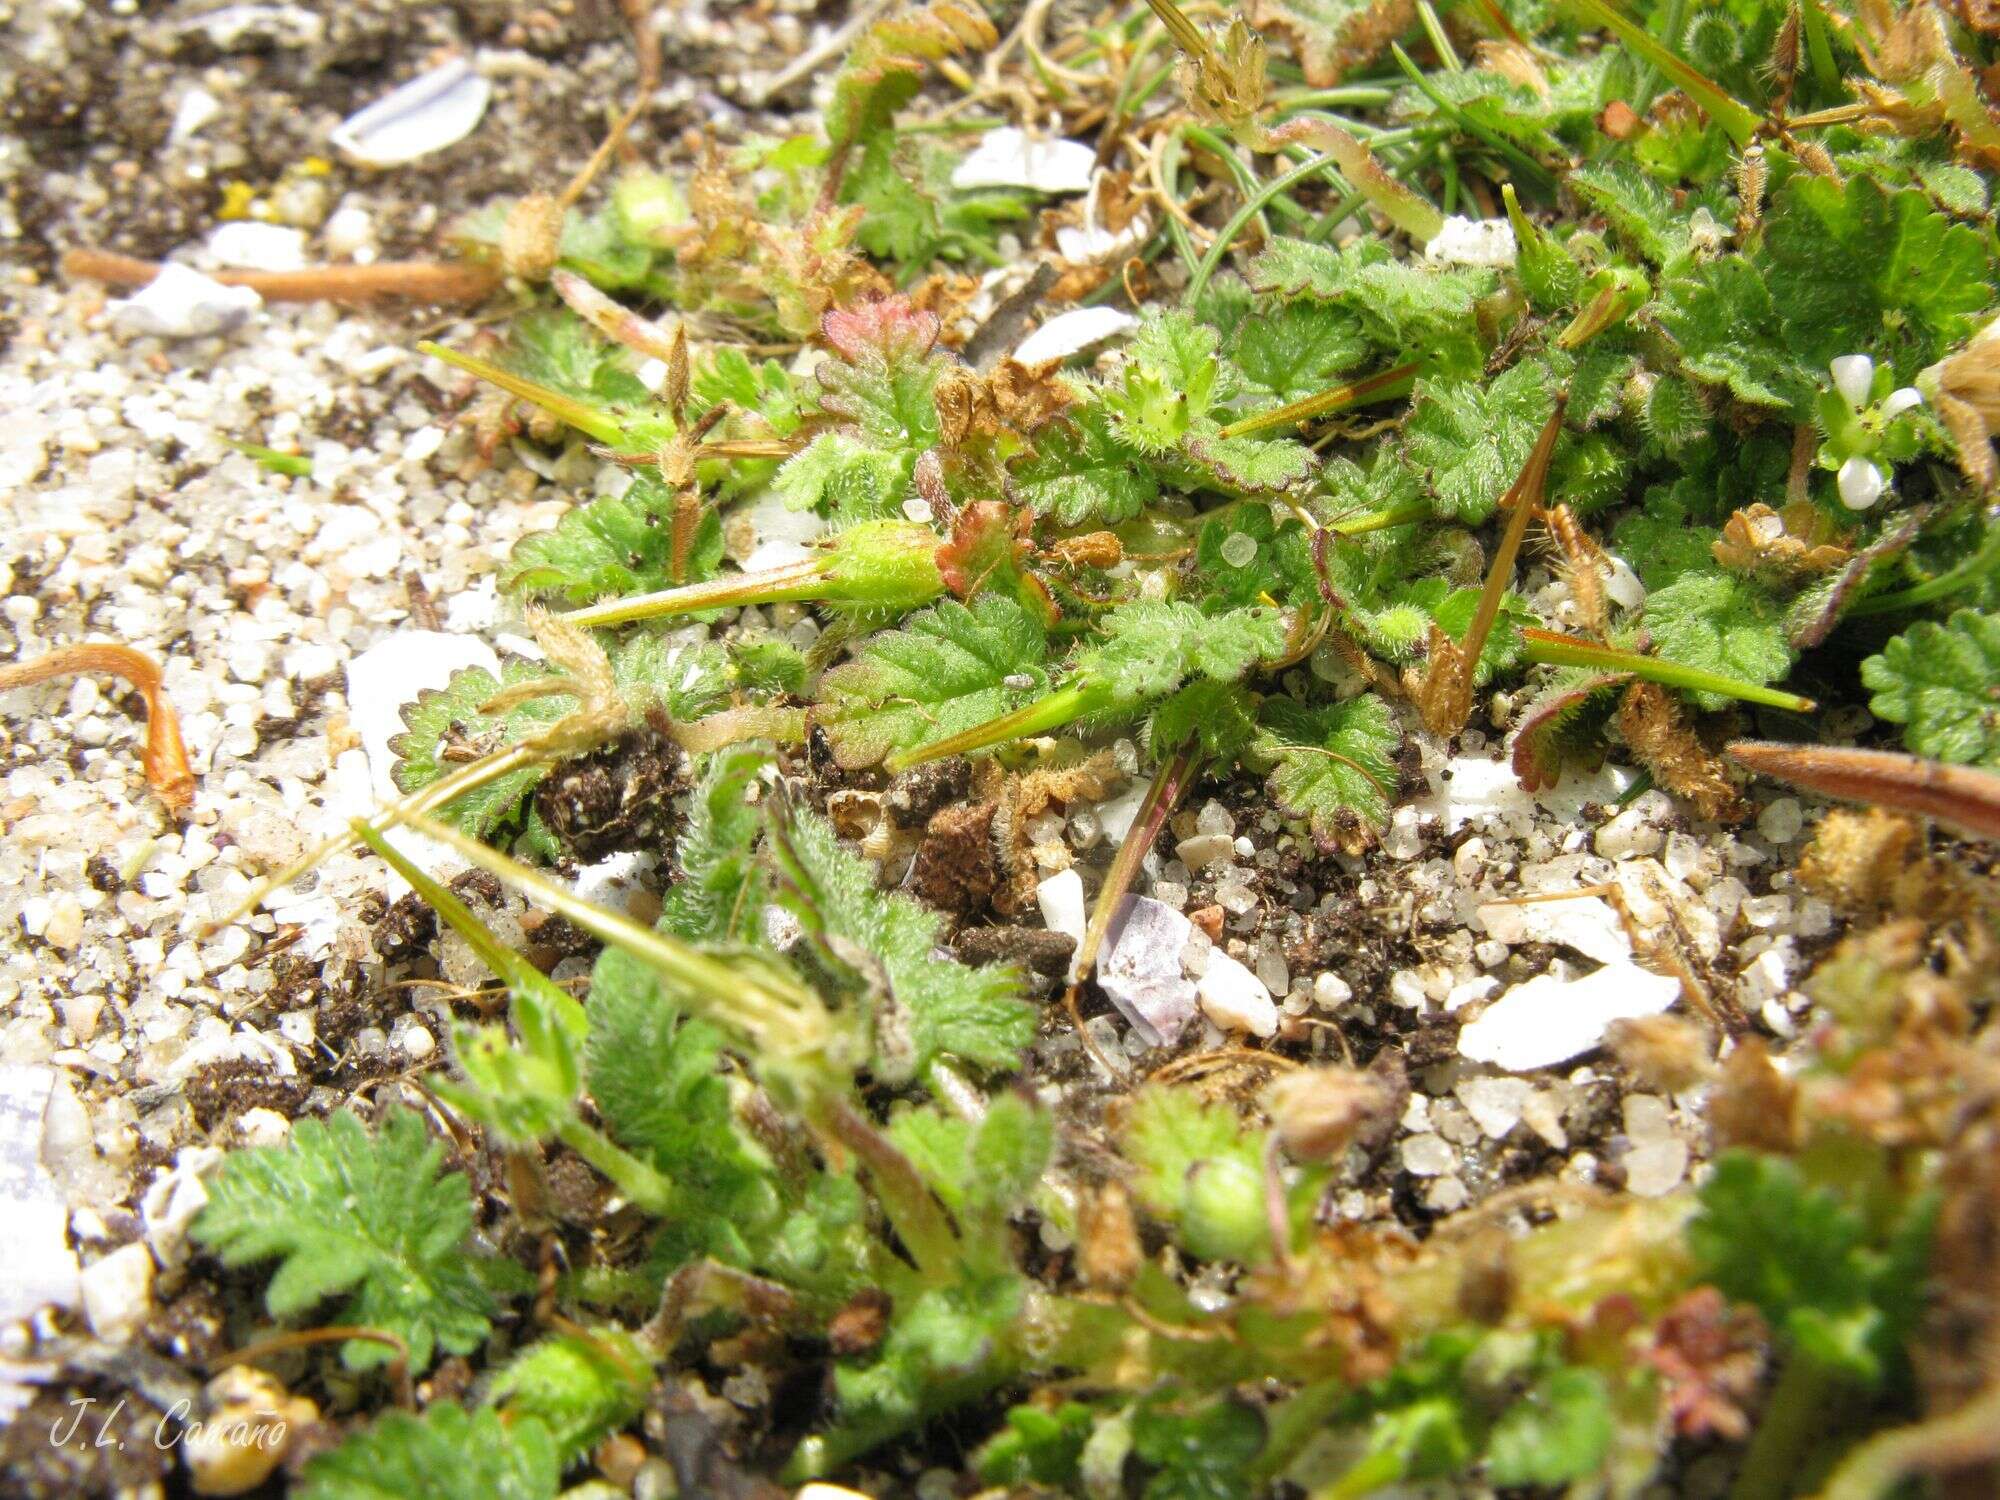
<box><xmin>1509</xmin><ymin>670</ymin><xmax>1628</xmax><ymax>792</ymax></box>
<box><xmin>815</xmin><ymin>296</ymin><xmax>950</xmax><ymax>451</ymax></box>
<box><xmin>936</xmin><ymin>501</ymin><xmax>1057</xmax><ymax>623</ymax></box>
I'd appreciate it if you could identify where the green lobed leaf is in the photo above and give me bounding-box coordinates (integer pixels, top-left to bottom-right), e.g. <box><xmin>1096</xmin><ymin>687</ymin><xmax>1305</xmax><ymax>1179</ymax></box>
<box><xmin>1612</xmin><ymin>488</ymin><xmax>1721</xmax><ymax>590</ymax></box>
<box><xmin>1860</xmin><ymin>609</ymin><xmax>2000</xmax><ymax>766</ymax></box>
<box><xmin>388</xmin><ymin>661</ymin><xmax>569</xmax><ymax>840</ymax></box>
<box><xmin>190</xmin><ymin>1110</ymin><xmax>496</xmax><ymax>1373</ymax></box>
<box><xmin>1008</xmin><ymin>403</ymin><xmax>1160</xmax><ymax>526</ymax></box>
<box><xmin>1214</xmin><ymin>292</ymin><xmax>1373</xmax><ymax>405</ymax></box>
<box><xmin>825</xmin><ymin>1271</ymin><xmax>1025</xmax><ymax>1463</ymax></box>
<box><xmin>1655</xmin><ymin>258</ymin><xmax>1817</xmax><ymax>417</ymax></box>
<box><xmin>1399</xmin><ymin>359</ymin><xmax>1562</xmax><ymax>522</ymax></box>
<box><xmin>296</xmin><ymin>1405</ymin><xmax>558</xmax><ymax>1500</ymax></box>
<box><xmin>816</xmin><ymin>594</ymin><xmax>1051</xmax><ymax>769</ymax></box>
<box><xmin>1193</xmin><ymin>506</ymin><xmax>1318</xmax><ymax>610</ymax></box>
<box><xmin>1763</xmin><ymin>173</ymin><xmax>1995</xmax><ymax>376</ymax></box>
<box><xmin>1690</xmin><ymin>1150</ymin><xmax>1929</xmax><ymax>1388</ymax></box>
<box><xmin>586</xmin><ymin>944</ymin><xmax>772</xmax><ymax>1202</ymax></box>
<box><xmin>1181</xmin><ymin>426</ymin><xmax>1319</xmax><ymax>495</ymax></box>
<box><xmin>1081</xmin><ymin>601</ymin><xmax>1288</xmax><ymax>711</ymax></box>
<box><xmin>1484</xmin><ymin>1368</ymin><xmax>1613</xmax><ymax>1487</ymax></box>
<box><xmin>1566</xmin><ymin>162</ymin><xmax>1684</xmax><ymax>266</ymax></box>
<box><xmin>887</xmin><ymin>1092</ymin><xmax>1053</xmax><ymax>1226</ymax></box>
<box><xmin>973</xmin><ymin>1401</ymin><xmax>1096</xmax><ymax>1488</ymax></box>
<box><xmin>775</xmin><ymin>805</ymin><xmax>1035</xmax><ymax>1074</ymax></box>
<box><xmin>656</xmin><ymin>746</ymin><xmax>770</xmax><ymax>943</ymax></box>
<box><xmin>1120</xmin><ymin>1083</ymin><xmax>1268</xmax><ymax>1260</ymax></box>
<box><xmin>775</xmin><ymin>431</ymin><xmax>916</xmax><ymax>524</ymax></box>
<box><xmin>1148</xmin><ymin>679</ymin><xmax>1261</xmax><ymax>761</ymax></box>
<box><xmin>1640</xmin><ymin>571</ymin><xmax>1795</xmax><ymax>711</ymax></box>
<box><xmin>1246</xmin><ymin>238</ymin><xmax>1495</xmax><ymax>372</ymax></box>
<box><xmin>1132</xmin><ymin>1396</ymin><xmax>1265</xmax><ymax>1500</ymax></box>
<box><xmin>484</xmin><ymin>1329</ymin><xmax>650</xmax><ymax>1466</ymax></box>
<box><xmin>1252</xmin><ymin>693</ymin><xmax>1400</xmax><ymax>853</ymax></box>
<box><xmin>504</xmin><ymin>472</ymin><xmax>724</xmax><ymax>603</ymax></box>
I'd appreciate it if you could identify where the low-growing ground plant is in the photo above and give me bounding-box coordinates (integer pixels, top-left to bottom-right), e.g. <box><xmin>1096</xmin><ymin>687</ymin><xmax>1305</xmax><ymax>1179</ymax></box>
<box><xmin>173</xmin><ymin>0</ymin><xmax>2000</xmax><ymax>1493</ymax></box>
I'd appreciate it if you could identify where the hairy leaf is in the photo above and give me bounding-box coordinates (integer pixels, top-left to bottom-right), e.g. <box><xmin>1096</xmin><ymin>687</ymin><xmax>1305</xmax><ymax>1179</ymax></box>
<box><xmin>296</xmin><ymin>1405</ymin><xmax>558</xmax><ymax>1500</ymax></box>
<box><xmin>817</xmin><ymin>594</ymin><xmax>1051</xmax><ymax>768</ymax></box>
<box><xmin>484</xmin><ymin>1330</ymin><xmax>650</xmax><ymax>1465</ymax></box>
<box><xmin>658</xmin><ymin>746</ymin><xmax>770</xmax><ymax>943</ymax></box>
<box><xmin>191</xmin><ymin>1110</ymin><xmax>495</xmax><ymax>1372</ymax></box>
<box><xmin>504</xmin><ymin>472</ymin><xmax>725</xmax><ymax>602</ymax></box>
<box><xmin>1400</xmin><ymin>360</ymin><xmax>1562</xmax><ymax>522</ymax></box>
<box><xmin>775</xmin><ymin>806</ymin><xmax>1034</xmax><ymax>1074</ymax></box>
<box><xmin>1860</xmin><ymin>609</ymin><xmax>2000</xmax><ymax>766</ymax></box>
<box><xmin>1252</xmin><ymin>693</ymin><xmax>1400</xmax><ymax>853</ymax></box>
<box><xmin>1247</xmin><ymin>238</ymin><xmax>1494</xmax><ymax>370</ymax></box>
<box><xmin>1640</xmin><ymin>572</ymin><xmax>1795</xmax><ymax>711</ymax></box>
<box><xmin>1009</xmin><ymin>403</ymin><xmax>1160</xmax><ymax>526</ymax></box>
<box><xmin>1081</xmin><ymin>601</ymin><xmax>1288</xmax><ymax>710</ymax></box>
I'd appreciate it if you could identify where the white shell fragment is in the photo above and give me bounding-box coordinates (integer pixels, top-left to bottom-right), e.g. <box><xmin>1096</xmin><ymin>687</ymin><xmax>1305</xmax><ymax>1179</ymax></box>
<box><xmin>80</xmin><ymin>1241</ymin><xmax>156</xmax><ymax>1343</ymax></box>
<box><xmin>1457</xmin><ymin>961</ymin><xmax>1680</xmax><ymax>1071</ymax></box>
<box><xmin>346</xmin><ymin>630</ymin><xmax>501</xmax><ymax>808</ymax></box>
<box><xmin>330</xmin><ymin>58</ymin><xmax>492</xmax><ymax>167</ymax></box>
<box><xmin>207</xmin><ymin>221</ymin><xmax>309</xmax><ymax>273</ymax></box>
<box><xmin>1036</xmin><ymin>869</ymin><xmax>1088</xmax><ymax>980</ymax></box>
<box><xmin>1424</xmin><ymin>215</ymin><xmax>1517</xmax><ymax>267</ymax></box>
<box><xmin>109</xmin><ymin>263</ymin><xmax>262</xmax><ymax>340</ymax></box>
<box><xmin>1096</xmin><ymin>896</ymin><xmax>1199</xmax><ymax>1048</ymax></box>
<box><xmin>141</xmin><ymin>1146</ymin><xmax>224</xmax><ymax>1271</ymax></box>
<box><xmin>169</xmin><ymin>86</ymin><xmax>223</xmax><ymax>144</ymax></box>
<box><xmin>951</xmin><ymin>127</ymin><xmax>1096</xmax><ymax>194</ymax></box>
<box><xmin>1196</xmin><ymin>951</ymin><xmax>1279</xmax><ymax>1038</ymax></box>
<box><xmin>1475</xmin><ymin>894</ymin><xmax>1631</xmax><ymax>967</ymax></box>
<box><xmin>1014</xmin><ymin>306</ymin><xmax>1138</xmax><ymax>364</ymax></box>
<box><xmin>0</xmin><ymin>1066</ymin><xmax>81</xmax><ymax>1328</ymax></box>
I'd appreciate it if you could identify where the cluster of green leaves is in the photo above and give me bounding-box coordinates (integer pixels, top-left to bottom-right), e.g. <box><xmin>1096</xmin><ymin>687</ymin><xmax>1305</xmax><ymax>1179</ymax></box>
<box><xmin>1296</xmin><ymin>1330</ymin><xmax>1623</xmax><ymax>1497</ymax></box>
<box><xmin>1690</xmin><ymin>1150</ymin><xmax>1934</xmax><ymax>1394</ymax></box>
<box><xmin>211</xmin><ymin>0</ymin><xmax>2000</xmax><ymax>1490</ymax></box>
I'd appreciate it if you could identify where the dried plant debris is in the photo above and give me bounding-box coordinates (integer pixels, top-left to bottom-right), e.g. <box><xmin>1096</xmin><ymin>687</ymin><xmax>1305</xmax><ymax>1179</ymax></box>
<box><xmin>12</xmin><ymin>0</ymin><xmax>2000</xmax><ymax>1495</ymax></box>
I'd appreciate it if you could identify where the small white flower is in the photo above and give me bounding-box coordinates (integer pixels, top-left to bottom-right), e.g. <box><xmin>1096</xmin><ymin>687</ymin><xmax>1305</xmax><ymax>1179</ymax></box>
<box><xmin>1880</xmin><ymin>386</ymin><xmax>1925</xmax><ymax>418</ymax></box>
<box><xmin>1830</xmin><ymin>354</ymin><xmax>1875</xmax><ymax>408</ymax></box>
<box><xmin>1838</xmin><ymin>454</ymin><xmax>1887</xmax><ymax>510</ymax></box>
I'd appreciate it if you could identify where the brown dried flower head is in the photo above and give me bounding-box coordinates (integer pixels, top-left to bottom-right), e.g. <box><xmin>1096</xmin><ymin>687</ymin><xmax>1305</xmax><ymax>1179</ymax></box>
<box><xmin>1712</xmin><ymin>501</ymin><xmax>1854</xmax><ymax>580</ymax></box>
<box><xmin>1260</xmin><ymin>1065</ymin><xmax>1396</xmax><ymax>1161</ymax></box>
<box><xmin>1180</xmin><ymin>17</ymin><xmax>1269</xmax><ymax>129</ymax></box>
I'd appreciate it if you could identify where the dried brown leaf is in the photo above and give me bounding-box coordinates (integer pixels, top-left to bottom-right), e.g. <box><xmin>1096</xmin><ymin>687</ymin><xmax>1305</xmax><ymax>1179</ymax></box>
<box><xmin>1707</xmin><ymin>1037</ymin><xmax>1799</xmax><ymax>1153</ymax></box>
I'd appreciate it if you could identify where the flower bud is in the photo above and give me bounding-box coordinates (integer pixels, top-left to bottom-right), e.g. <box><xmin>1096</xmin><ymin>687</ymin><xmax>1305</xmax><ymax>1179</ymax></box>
<box><xmin>1179</xmin><ymin>1156</ymin><xmax>1267</xmax><ymax>1262</ymax></box>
